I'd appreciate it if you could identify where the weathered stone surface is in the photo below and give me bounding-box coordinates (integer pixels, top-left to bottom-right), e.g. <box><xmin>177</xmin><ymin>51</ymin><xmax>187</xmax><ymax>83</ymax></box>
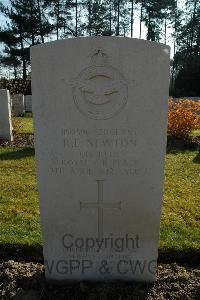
<box><xmin>24</xmin><ymin>95</ymin><xmax>32</xmax><ymax>112</ymax></box>
<box><xmin>31</xmin><ymin>37</ymin><xmax>170</xmax><ymax>282</ymax></box>
<box><xmin>12</xmin><ymin>94</ymin><xmax>25</xmax><ymax>116</ymax></box>
<box><xmin>0</xmin><ymin>89</ymin><xmax>13</xmax><ymax>142</ymax></box>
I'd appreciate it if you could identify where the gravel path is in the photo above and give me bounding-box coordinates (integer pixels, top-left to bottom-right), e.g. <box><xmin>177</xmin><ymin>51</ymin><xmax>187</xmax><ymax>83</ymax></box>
<box><xmin>0</xmin><ymin>260</ymin><xmax>199</xmax><ymax>299</ymax></box>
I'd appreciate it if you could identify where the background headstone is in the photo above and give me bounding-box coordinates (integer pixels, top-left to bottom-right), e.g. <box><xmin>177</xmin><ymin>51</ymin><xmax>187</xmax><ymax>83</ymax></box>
<box><xmin>0</xmin><ymin>89</ymin><xmax>13</xmax><ymax>142</ymax></box>
<box><xmin>31</xmin><ymin>37</ymin><xmax>170</xmax><ymax>282</ymax></box>
<box><xmin>10</xmin><ymin>96</ymin><xmax>12</xmax><ymax>109</ymax></box>
<box><xmin>12</xmin><ymin>94</ymin><xmax>25</xmax><ymax>116</ymax></box>
<box><xmin>24</xmin><ymin>95</ymin><xmax>32</xmax><ymax>112</ymax></box>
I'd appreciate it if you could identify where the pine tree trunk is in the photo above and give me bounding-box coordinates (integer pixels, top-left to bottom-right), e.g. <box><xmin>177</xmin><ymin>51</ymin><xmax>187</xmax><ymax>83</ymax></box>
<box><xmin>75</xmin><ymin>0</ymin><xmax>78</xmax><ymax>37</ymax></box>
<box><xmin>147</xmin><ymin>10</ymin><xmax>151</xmax><ymax>40</ymax></box>
<box><xmin>131</xmin><ymin>0</ymin><xmax>133</xmax><ymax>38</ymax></box>
<box><xmin>14</xmin><ymin>64</ymin><xmax>17</xmax><ymax>79</ymax></box>
<box><xmin>190</xmin><ymin>0</ymin><xmax>197</xmax><ymax>49</ymax></box>
<box><xmin>56</xmin><ymin>0</ymin><xmax>60</xmax><ymax>40</ymax></box>
<box><xmin>37</xmin><ymin>0</ymin><xmax>44</xmax><ymax>43</ymax></box>
<box><xmin>116</xmin><ymin>0</ymin><xmax>120</xmax><ymax>36</ymax></box>
<box><xmin>19</xmin><ymin>33</ymin><xmax>26</xmax><ymax>80</ymax></box>
<box><xmin>30</xmin><ymin>2</ymin><xmax>35</xmax><ymax>46</ymax></box>
<box><xmin>173</xmin><ymin>0</ymin><xmax>177</xmax><ymax>56</ymax></box>
<box><xmin>88</xmin><ymin>1</ymin><xmax>91</xmax><ymax>36</ymax></box>
<box><xmin>139</xmin><ymin>1</ymin><xmax>143</xmax><ymax>38</ymax></box>
<box><xmin>195</xmin><ymin>23</ymin><xmax>200</xmax><ymax>54</ymax></box>
<box><xmin>109</xmin><ymin>2</ymin><xmax>112</xmax><ymax>35</ymax></box>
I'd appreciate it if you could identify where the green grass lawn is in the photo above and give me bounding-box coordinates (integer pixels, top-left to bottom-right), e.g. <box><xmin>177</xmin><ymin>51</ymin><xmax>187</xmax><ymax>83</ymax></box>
<box><xmin>13</xmin><ymin>116</ymin><xmax>34</xmax><ymax>134</ymax></box>
<box><xmin>160</xmin><ymin>150</ymin><xmax>200</xmax><ymax>251</ymax></box>
<box><xmin>191</xmin><ymin>129</ymin><xmax>200</xmax><ymax>137</ymax></box>
<box><xmin>0</xmin><ymin>147</ymin><xmax>40</xmax><ymax>246</ymax></box>
<box><xmin>0</xmin><ymin>117</ymin><xmax>200</xmax><ymax>252</ymax></box>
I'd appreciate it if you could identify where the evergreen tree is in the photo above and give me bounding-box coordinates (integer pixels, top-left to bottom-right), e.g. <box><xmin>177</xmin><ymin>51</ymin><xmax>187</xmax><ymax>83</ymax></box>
<box><xmin>113</xmin><ymin>0</ymin><xmax>130</xmax><ymax>36</ymax></box>
<box><xmin>83</xmin><ymin>0</ymin><xmax>109</xmax><ymax>36</ymax></box>
<box><xmin>47</xmin><ymin>0</ymin><xmax>75</xmax><ymax>39</ymax></box>
<box><xmin>172</xmin><ymin>0</ymin><xmax>200</xmax><ymax>96</ymax></box>
<box><xmin>136</xmin><ymin>0</ymin><xmax>176</xmax><ymax>42</ymax></box>
<box><xmin>0</xmin><ymin>0</ymin><xmax>53</xmax><ymax>78</ymax></box>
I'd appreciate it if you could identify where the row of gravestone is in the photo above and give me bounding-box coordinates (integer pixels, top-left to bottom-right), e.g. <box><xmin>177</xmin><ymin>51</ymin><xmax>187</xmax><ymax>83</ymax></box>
<box><xmin>0</xmin><ymin>90</ymin><xmax>32</xmax><ymax>141</ymax></box>
<box><xmin>11</xmin><ymin>94</ymin><xmax>32</xmax><ymax>115</ymax></box>
<box><xmin>0</xmin><ymin>89</ymin><xmax>13</xmax><ymax>141</ymax></box>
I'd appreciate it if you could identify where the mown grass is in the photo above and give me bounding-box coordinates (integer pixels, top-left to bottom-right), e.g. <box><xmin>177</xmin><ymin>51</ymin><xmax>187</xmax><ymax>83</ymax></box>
<box><xmin>191</xmin><ymin>129</ymin><xmax>200</xmax><ymax>137</ymax></box>
<box><xmin>160</xmin><ymin>150</ymin><xmax>200</xmax><ymax>251</ymax></box>
<box><xmin>0</xmin><ymin>117</ymin><xmax>35</xmax><ymax>245</ymax></box>
<box><xmin>0</xmin><ymin>117</ymin><xmax>200</xmax><ymax>252</ymax></box>
<box><xmin>0</xmin><ymin>147</ymin><xmax>41</xmax><ymax>246</ymax></box>
<box><xmin>13</xmin><ymin>116</ymin><xmax>34</xmax><ymax>134</ymax></box>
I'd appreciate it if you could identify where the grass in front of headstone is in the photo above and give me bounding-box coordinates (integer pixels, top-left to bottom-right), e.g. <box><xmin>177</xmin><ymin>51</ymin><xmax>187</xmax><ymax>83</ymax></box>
<box><xmin>160</xmin><ymin>149</ymin><xmax>200</xmax><ymax>253</ymax></box>
<box><xmin>0</xmin><ymin>147</ymin><xmax>41</xmax><ymax>248</ymax></box>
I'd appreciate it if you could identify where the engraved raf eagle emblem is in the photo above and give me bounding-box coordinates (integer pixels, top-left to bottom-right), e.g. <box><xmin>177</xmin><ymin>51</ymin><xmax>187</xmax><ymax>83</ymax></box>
<box><xmin>80</xmin><ymin>75</ymin><xmax>119</xmax><ymax>106</ymax></box>
<box><xmin>73</xmin><ymin>49</ymin><xmax>128</xmax><ymax>120</ymax></box>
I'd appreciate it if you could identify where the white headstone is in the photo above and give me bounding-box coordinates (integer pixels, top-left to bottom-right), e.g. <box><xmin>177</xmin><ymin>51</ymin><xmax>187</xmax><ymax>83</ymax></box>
<box><xmin>24</xmin><ymin>95</ymin><xmax>32</xmax><ymax>112</ymax></box>
<box><xmin>0</xmin><ymin>89</ymin><xmax>13</xmax><ymax>142</ymax></box>
<box><xmin>31</xmin><ymin>37</ymin><xmax>170</xmax><ymax>283</ymax></box>
<box><xmin>12</xmin><ymin>94</ymin><xmax>25</xmax><ymax>116</ymax></box>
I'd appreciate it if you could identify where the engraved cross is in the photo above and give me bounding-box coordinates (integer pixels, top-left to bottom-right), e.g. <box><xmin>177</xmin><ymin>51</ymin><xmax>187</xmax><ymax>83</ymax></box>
<box><xmin>80</xmin><ymin>180</ymin><xmax>121</xmax><ymax>240</ymax></box>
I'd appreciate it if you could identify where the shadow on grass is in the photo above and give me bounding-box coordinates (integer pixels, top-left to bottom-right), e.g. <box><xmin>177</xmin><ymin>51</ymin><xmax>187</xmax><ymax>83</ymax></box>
<box><xmin>166</xmin><ymin>148</ymin><xmax>191</xmax><ymax>154</ymax></box>
<box><xmin>0</xmin><ymin>244</ymin><xmax>43</xmax><ymax>263</ymax></box>
<box><xmin>0</xmin><ymin>244</ymin><xmax>199</xmax><ymax>268</ymax></box>
<box><xmin>14</xmin><ymin>274</ymin><xmax>153</xmax><ymax>300</ymax></box>
<box><xmin>193</xmin><ymin>151</ymin><xmax>200</xmax><ymax>164</ymax></box>
<box><xmin>167</xmin><ymin>147</ymin><xmax>200</xmax><ymax>164</ymax></box>
<box><xmin>167</xmin><ymin>136</ymin><xmax>199</xmax><ymax>153</ymax></box>
<box><xmin>166</xmin><ymin>144</ymin><xmax>198</xmax><ymax>154</ymax></box>
<box><xmin>158</xmin><ymin>248</ymin><xmax>200</xmax><ymax>267</ymax></box>
<box><xmin>0</xmin><ymin>148</ymin><xmax>35</xmax><ymax>160</ymax></box>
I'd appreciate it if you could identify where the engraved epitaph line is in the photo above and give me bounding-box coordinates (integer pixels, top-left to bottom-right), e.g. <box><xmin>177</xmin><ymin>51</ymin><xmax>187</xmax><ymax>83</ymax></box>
<box><xmin>80</xmin><ymin>180</ymin><xmax>121</xmax><ymax>240</ymax></box>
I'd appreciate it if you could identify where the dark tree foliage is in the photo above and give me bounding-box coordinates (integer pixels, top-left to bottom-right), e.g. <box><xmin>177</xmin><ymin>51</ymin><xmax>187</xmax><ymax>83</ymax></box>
<box><xmin>47</xmin><ymin>0</ymin><xmax>74</xmax><ymax>39</ymax></box>
<box><xmin>136</xmin><ymin>0</ymin><xmax>176</xmax><ymax>42</ymax></box>
<box><xmin>0</xmin><ymin>0</ymin><xmax>53</xmax><ymax>78</ymax></box>
<box><xmin>0</xmin><ymin>0</ymin><xmax>199</xmax><ymax>97</ymax></box>
<box><xmin>83</xmin><ymin>0</ymin><xmax>110</xmax><ymax>36</ymax></box>
<box><xmin>174</xmin><ymin>53</ymin><xmax>200</xmax><ymax>96</ymax></box>
<box><xmin>172</xmin><ymin>1</ymin><xmax>200</xmax><ymax>97</ymax></box>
